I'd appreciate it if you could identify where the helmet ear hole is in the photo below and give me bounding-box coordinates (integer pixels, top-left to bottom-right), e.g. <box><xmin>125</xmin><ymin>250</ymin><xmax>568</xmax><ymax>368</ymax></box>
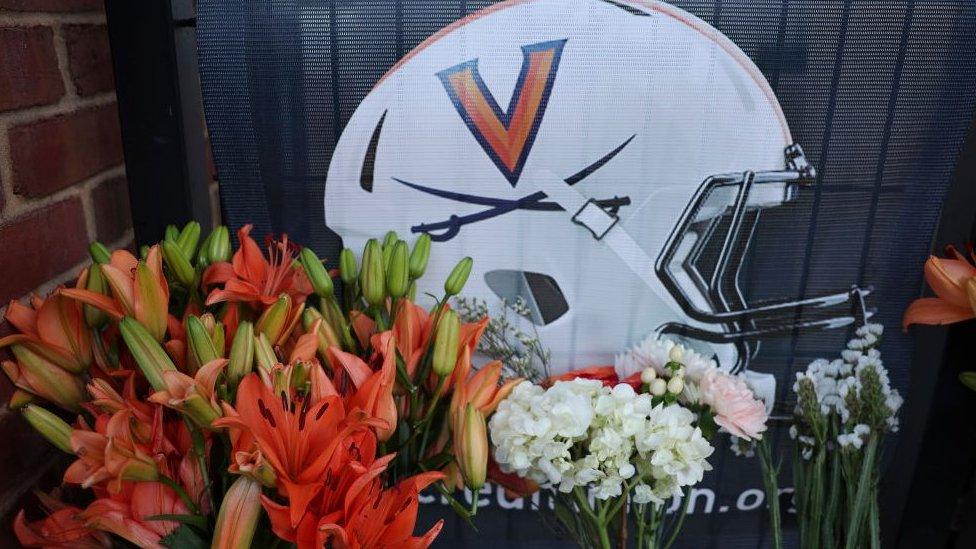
<box><xmin>484</xmin><ymin>270</ymin><xmax>569</xmax><ymax>326</ymax></box>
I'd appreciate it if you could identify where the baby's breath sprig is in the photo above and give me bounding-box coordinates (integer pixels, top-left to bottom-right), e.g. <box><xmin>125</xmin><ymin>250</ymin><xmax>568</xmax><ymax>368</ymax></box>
<box><xmin>453</xmin><ymin>296</ymin><xmax>552</xmax><ymax>382</ymax></box>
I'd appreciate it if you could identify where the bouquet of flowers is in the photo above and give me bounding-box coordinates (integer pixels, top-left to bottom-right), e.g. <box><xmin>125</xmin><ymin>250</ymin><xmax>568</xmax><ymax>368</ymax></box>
<box><xmin>2</xmin><ymin>222</ymin><xmax>516</xmax><ymax>548</ymax></box>
<box><xmin>790</xmin><ymin>323</ymin><xmax>902</xmax><ymax>549</ymax></box>
<box><xmin>489</xmin><ymin>335</ymin><xmax>770</xmax><ymax>549</ymax></box>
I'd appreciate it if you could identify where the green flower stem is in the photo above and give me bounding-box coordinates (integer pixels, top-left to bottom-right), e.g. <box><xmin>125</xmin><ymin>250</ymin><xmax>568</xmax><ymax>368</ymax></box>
<box><xmin>185</xmin><ymin>418</ymin><xmax>214</xmax><ymax>514</ymax></box>
<box><xmin>159</xmin><ymin>474</ymin><xmax>200</xmax><ymax>516</ymax></box>
<box><xmin>573</xmin><ymin>487</ymin><xmax>609</xmax><ymax>549</ymax></box>
<box><xmin>663</xmin><ymin>488</ymin><xmax>690</xmax><ymax>549</ymax></box>
<box><xmin>844</xmin><ymin>435</ymin><xmax>879</xmax><ymax>549</ymax></box>
<box><xmin>757</xmin><ymin>438</ymin><xmax>783</xmax><ymax>549</ymax></box>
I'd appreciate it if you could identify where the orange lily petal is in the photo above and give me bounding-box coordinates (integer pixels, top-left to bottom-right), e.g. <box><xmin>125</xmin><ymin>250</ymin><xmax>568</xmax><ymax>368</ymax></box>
<box><xmin>902</xmin><ymin>297</ymin><xmax>974</xmax><ymax>331</ymax></box>
<box><xmin>5</xmin><ymin>300</ymin><xmax>38</xmax><ymax>336</ymax></box>
<box><xmin>925</xmin><ymin>256</ymin><xmax>976</xmax><ymax>308</ymax></box>
<box><xmin>59</xmin><ymin>288</ymin><xmax>125</xmax><ymax>320</ymax></box>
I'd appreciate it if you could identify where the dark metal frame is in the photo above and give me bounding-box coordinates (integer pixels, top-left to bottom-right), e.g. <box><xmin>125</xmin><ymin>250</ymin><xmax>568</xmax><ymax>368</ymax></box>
<box><xmin>103</xmin><ymin>0</ymin><xmax>213</xmax><ymax>246</ymax></box>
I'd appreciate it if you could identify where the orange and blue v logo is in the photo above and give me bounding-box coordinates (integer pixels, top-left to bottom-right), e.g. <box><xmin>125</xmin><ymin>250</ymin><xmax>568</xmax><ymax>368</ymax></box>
<box><xmin>438</xmin><ymin>40</ymin><xmax>566</xmax><ymax>186</ymax></box>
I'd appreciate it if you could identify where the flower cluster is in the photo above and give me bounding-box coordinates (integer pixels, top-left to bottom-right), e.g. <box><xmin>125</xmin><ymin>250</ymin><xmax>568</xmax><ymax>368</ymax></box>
<box><xmin>614</xmin><ymin>334</ymin><xmax>769</xmax><ymax>441</ymax></box>
<box><xmin>3</xmin><ymin>222</ymin><xmax>511</xmax><ymax>549</ymax></box>
<box><xmin>791</xmin><ymin>323</ymin><xmax>902</xmax><ymax>459</ymax></box>
<box><xmin>489</xmin><ymin>378</ymin><xmax>713</xmax><ymax>505</ymax></box>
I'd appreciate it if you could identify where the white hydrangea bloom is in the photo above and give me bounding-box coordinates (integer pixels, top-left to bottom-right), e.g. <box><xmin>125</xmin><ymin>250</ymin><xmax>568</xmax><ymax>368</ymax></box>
<box><xmin>490</xmin><ymin>378</ymin><xmax>714</xmax><ymax>504</ymax></box>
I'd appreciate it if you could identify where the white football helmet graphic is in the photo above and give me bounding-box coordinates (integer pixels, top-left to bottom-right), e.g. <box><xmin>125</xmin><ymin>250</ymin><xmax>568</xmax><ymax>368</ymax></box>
<box><xmin>324</xmin><ymin>0</ymin><xmax>869</xmax><ymax>374</ymax></box>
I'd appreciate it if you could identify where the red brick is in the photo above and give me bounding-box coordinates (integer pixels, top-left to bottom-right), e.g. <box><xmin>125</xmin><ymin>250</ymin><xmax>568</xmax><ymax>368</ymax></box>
<box><xmin>0</xmin><ymin>27</ymin><xmax>64</xmax><ymax>113</ymax></box>
<box><xmin>63</xmin><ymin>24</ymin><xmax>114</xmax><ymax>96</ymax></box>
<box><xmin>0</xmin><ymin>198</ymin><xmax>88</xmax><ymax>304</ymax></box>
<box><xmin>0</xmin><ymin>0</ymin><xmax>101</xmax><ymax>11</ymax></box>
<box><xmin>91</xmin><ymin>175</ymin><xmax>131</xmax><ymax>242</ymax></box>
<box><xmin>9</xmin><ymin>103</ymin><xmax>123</xmax><ymax>199</ymax></box>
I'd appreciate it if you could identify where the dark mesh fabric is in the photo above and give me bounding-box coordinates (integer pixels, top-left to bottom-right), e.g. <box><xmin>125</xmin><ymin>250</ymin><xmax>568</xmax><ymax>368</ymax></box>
<box><xmin>197</xmin><ymin>1</ymin><xmax>976</xmax><ymax>546</ymax></box>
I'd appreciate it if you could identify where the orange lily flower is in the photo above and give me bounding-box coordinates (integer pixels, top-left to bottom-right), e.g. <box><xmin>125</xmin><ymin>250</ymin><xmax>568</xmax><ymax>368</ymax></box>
<box><xmin>147</xmin><ymin>358</ymin><xmax>226</xmax><ymax>427</ymax></box>
<box><xmin>80</xmin><ymin>482</ymin><xmax>188</xmax><ymax>549</ymax></box>
<box><xmin>1</xmin><ymin>291</ymin><xmax>91</xmax><ymax>373</ymax></box>
<box><xmin>14</xmin><ymin>492</ymin><xmax>111</xmax><ymax>549</ymax></box>
<box><xmin>61</xmin><ymin>247</ymin><xmax>170</xmax><ymax>342</ymax></box>
<box><xmin>261</xmin><ymin>450</ymin><xmax>445</xmax><ymax>549</ymax></box>
<box><xmin>64</xmin><ymin>410</ymin><xmax>160</xmax><ymax>492</ymax></box>
<box><xmin>904</xmin><ymin>247</ymin><xmax>976</xmax><ymax>330</ymax></box>
<box><xmin>213</xmin><ymin>374</ymin><xmax>383</xmax><ymax>528</ymax></box>
<box><xmin>325</xmin><ymin>332</ymin><xmax>398</xmax><ymax>441</ymax></box>
<box><xmin>203</xmin><ymin>224</ymin><xmax>312</xmax><ymax>307</ymax></box>
<box><xmin>449</xmin><ymin>355</ymin><xmax>522</xmax><ymax>417</ymax></box>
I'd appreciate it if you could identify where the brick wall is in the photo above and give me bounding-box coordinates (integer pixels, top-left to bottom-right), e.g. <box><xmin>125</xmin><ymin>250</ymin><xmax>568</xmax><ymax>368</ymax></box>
<box><xmin>0</xmin><ymin>0</ymin><xmax>132</xmax><ymax>529</ymax></box>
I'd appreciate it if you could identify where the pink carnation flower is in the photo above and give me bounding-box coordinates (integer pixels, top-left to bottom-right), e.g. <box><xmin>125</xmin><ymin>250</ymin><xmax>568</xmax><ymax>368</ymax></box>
<box><xmin>699</xmin><ymin>370</ymin><xmax>768</xmax><ymax>440</ymax></box>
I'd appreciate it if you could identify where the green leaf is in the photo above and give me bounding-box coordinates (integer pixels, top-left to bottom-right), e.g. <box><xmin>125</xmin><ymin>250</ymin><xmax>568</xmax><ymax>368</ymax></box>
<box><xmin>960</xmin><ymin>371</ymin><xmax>976</xmax><ymax>392</ymax></box>
<box><xmin>159</xmin><ymin>524</ymin><xmax>209</xmax><ymax>549</ymax></box>
<box><xmin>146</xmin><ymin>513</ymin><xmax>209</xmax><ymax>530</ymax></box>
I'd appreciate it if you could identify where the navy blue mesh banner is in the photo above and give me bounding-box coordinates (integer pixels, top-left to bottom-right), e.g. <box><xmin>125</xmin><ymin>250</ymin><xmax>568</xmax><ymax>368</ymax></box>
<box><xmin>197</xmin><ymin>1</ymin><xmax>976</xmax><ymax>547</ymax></box>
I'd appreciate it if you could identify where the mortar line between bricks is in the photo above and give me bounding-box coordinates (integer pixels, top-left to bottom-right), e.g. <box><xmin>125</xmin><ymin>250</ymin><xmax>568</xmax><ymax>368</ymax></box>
<box><xmin>0</xmin><ymin>12</ymin><xmax>106</xmax><ymax>27</ymax></box>
<box><xmin>0</xmin><ymin>89</ymin><xmax>115</xmax><ymax>127</ymax></box>
<box><xmin>0</xmin><ymin>228</ymin><xmax>134</xmax><ymax>319</ymax></box>
<box><xmin>1</xmin><ymin>163</ymin><xmax>125</xmax><ymax>221</ymax></box>
<box><xmin>49</xmin><ymin>22</ymin><xmax>77</xmax><ymax>100</ymax></box>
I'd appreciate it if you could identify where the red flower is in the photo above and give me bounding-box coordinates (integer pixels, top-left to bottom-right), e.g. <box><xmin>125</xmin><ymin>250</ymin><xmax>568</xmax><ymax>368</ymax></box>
<box><xmin>904</xmin><ymin>246</ymin><xmax>976</xmax><ymax>330</ymax></box>
<box><xmin>14</xmin><ymin>492</ymin><xmax>111</xmax><ymax>549</ymax></box>
<box><xmin>203</xmin><ymin>224</ymin><xmax>312</xmax><ymax>307</ymax></box>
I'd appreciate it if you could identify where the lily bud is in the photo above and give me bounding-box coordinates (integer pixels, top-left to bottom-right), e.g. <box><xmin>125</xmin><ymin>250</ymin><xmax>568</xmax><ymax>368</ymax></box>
<box><xmin>303</xmin><ymin>308</ymin><xmax>339</xmax><ymax>358</ymax></box>
<box><xmin>360</xmin><ymin>239</ymin><xmax>386</xmax><ymax>308</ymax></box>
<box><xmin>386</xmin><ymin>241</ymin><xmax>409</xmax><ymax>299</ymax></box>
<box><xmin>9</xmin><ymin>389</ymin><xmax>34</xmax><ymax>409</ymax></box>
<box><xmin>119</xmin><ymin>317</ymin><xmax>178</xmax><ymax>392</ymax></box>
<box><xmin>134</xmin><ymin>260</ymin><xmax>168</xmax><ymax>342</ymax></box>
<box><xmin>454</xmin><ymin>404</ymin><xmax>488</xmax><ymax>490</ymax></box>
<box><xmin>227</xmin><ymin>321</ymin><xmax>255</xmax><ymax>388</ymax></box>
<box><xmin>196</xmin><ymin>229</ymin><xmax>215</xmax><ymax>267</ymax></box>
<box><xmin>339</xmin><ymin>248</ymin><xmax>358</xmax><ymax>285</ymax></box>
<box><xmin>161</xmin><ymin>240</ymin><xmax>196</xmax><ymax>287</ymax></box>
<box><xmin>176</xmin><ymin>221</ymin><xmax>201</xmax><ymax>258</ymax></box>
<box><xmin>212</xmin><ymin>476</ymin><xmax>263</xmax><ymax>549</ymax></box>
<box><xmin>22</xmin><ymin>404</ymin><xmax>73</xmax><ymax>453</ymax></box>
<box><xmin>382</xmin><ymin>230</ymin><xmax>399</xmax><ymax>251</ymax></box>
<box><xmin>164</xmin><ymin>224</ymin><xmax>179</xmax><ymax>243</ymax></box>
<box><xmin>407</xmin><ymin>280</ymin><xmax>417</xmax><ymax>302</ymax></box>
<box><xmin>83</xmin><ymin>264</ymin><xmax>110</xmax><ymax>328</ymax></box>
<box><xmin>208</xmin><ymin>226</ymin><xmax>232</xmax><ymax>264</ymax></box>
<box><xmin>409</xmin><ymin>234</ymin><xmax>432</xmax><ymax>279</ymax></box>
<box><xmin>254</xmin><ymin>333</ymin><xmax>277</xmax><ymax>373</ymax></box>
<box><xmin>256</xmin><ymin>294</ymin><xmax>292</xmax><ymax>345</ymax></box>
<box><xmin>300</xmin><ymin>247</ymin><xmax>334</xmax><ymax>298</ymax></box>
<box><xmin>187</xmin><ymin>315</ymin><xmax>220</xmax><ymax>371</ymax></box>
<box><xmin>444</xmin><ymin>257</ymin><xmax>473</xmax><ymax>296</ymax></box>
<box><xmin>89</xmin><ymin>242</ymin><xmax>111</xmax><ymax>264</ymax></box>
<box><xmin>7</xmin><ymin>346</ymin><xmax>85</xmax><ymax>412</ymax></box>
<box><xmin>432</xmin><ymin>310</ymin><xmax>460</xmax><ymax>377</ymax></box>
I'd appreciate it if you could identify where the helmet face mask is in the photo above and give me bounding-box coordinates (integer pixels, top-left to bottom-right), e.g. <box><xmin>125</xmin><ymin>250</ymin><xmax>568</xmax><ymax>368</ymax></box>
<box><xmin>324</xmin><ymin>0</ymin><xmax>870</xmax><ymax>377</ymax></box>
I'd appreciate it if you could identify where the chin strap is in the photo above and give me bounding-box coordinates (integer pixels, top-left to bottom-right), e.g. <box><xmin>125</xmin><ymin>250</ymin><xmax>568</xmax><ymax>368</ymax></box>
<box><xmin>521</xmin><ymin>170</ymin><xmax>677</xmax><ymax>308</ymax></box>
